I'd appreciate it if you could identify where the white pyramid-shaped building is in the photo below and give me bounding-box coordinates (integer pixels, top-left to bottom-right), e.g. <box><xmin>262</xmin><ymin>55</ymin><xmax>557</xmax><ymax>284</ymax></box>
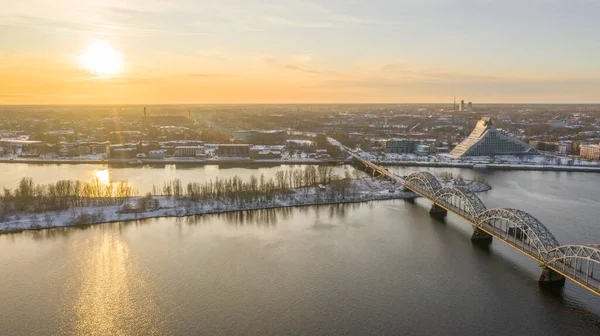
<box><xmin>451</xmin><ymin>117</ymin><xmax>539</xmax><ymax>157</ymax></box>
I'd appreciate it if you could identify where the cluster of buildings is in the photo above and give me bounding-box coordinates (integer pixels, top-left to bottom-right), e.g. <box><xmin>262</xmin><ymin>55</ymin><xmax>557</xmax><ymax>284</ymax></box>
<box><xmin>384</xmin><ymin>115</ymin><xmax>600</xmax><ymax>161</ymax></box>
<box><xmin>385</xmin><ymin>139</ymin><xmax>439</xmax><ymax>156</ymax></box>
<box><xmin>2</xmin><ymin>103</ymin><xmax>600</xmax><ymax>163</ymax></box>
<box><xmin>385</xmin><ymin>117</ymin><xmax>541</xmax><ymax>158</ymax></box>
<box><xmin>31</xmin><ymin>129</ymin><xmax>328</xmax><ymax>161</ymax></box>
<box><xmin>456</xmin><ymin>99</ymin><xmax>473</xmax><ymax>113</ymax></box>
<box><xmin>529</xmin><ymin>140</ymin><xmax>600</xmax><ymax>160</ymax></box>
<box><xmin>0</xmin><ymin>139</ymin><xmax>112</xmax><ymax>159</ymax></box>
<box><xmin>0</xmin><ymin>127</ymin><xmax>324</xmax><ymax>161</ymax></box>
<box><xmin>0</xmin><ymin>138</ymin><xmax>45</xmax><ymax>157</ymax></box>
<box><xmin>108</xmin><ymin>141</ymin><xmax>293</xmax><ymax>160</ymax></box>
<box><xmin>6</xmin><ymin>116</ymin><xmax>595</xmax><ymax>162</ymax></box>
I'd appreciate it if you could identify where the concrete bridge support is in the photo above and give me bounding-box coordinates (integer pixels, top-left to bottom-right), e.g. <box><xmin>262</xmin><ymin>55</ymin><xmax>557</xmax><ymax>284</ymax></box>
<box><xmin>538</xmin><ymin>267</ymin><xmax>566</xmax><ymax>288</ymax></box>
<box><xmin>429</xmin><ymin>204</ymin><xmax>447</xmax><ymax>219</ymax></box>
<box><xmin>403</xmin><ymin>187</ymin><xmax>416</xmax><ymax>203</ymax></box>
<box><xmin>471</xmin><ymin>227</ymin><xmax>493</xmax><ymax>245</ymax></box>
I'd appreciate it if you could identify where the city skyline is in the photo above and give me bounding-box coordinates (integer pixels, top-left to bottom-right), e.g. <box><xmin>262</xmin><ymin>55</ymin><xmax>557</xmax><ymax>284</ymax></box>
<box><xmin>1</xmin><ymin>0</ymin><xmax>600</xmax><ymax>104</ymax></box>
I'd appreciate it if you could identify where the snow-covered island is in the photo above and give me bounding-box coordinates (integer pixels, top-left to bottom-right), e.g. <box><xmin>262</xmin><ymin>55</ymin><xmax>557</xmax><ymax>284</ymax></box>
<box><xmin>0</xmin><ymin>170</ymin><xmax>490</xmax><ymax>233</ymax></box>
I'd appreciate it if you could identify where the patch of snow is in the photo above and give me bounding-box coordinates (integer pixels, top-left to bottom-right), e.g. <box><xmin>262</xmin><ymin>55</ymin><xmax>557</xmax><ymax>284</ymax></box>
<box><xmin>0</xmin><ymin>175</ymin><xmax>489</xmax><ymax>233</ymax></box>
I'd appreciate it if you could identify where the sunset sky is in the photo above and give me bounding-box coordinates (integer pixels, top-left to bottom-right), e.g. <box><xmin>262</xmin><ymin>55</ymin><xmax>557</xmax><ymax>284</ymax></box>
<box><xmin>1</xmin><ymin>0</ymin><xmax>599</xmax><ymax>104</ymax></box>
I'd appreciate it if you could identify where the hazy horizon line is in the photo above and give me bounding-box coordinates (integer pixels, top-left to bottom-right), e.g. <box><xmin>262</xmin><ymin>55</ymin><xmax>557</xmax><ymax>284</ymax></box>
<box><xmin>2</xmin><ymin>102</ymin><xmax>600</xmax><ymax>107</ymax></box>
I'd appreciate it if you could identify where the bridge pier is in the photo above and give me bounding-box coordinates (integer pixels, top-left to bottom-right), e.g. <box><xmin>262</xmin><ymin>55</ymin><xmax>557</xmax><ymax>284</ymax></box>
<box><xmin>538</xmin><ymin>267</ymin><xmax>565</xmax><ymax>288</ymax></box>
<box><xmin>471</xmin><ymin>227</ymin><xmax>493</xmax><ymax>245</ymax></box>
<box><xmin>429</xmin><ymin>204</ymin><xmax>447</xmax><ymax>219</ymax></box>
<box><xmin>402</xmin><ymin>187</ymin><xmax>416</xmax><ymax>203</ymax></box>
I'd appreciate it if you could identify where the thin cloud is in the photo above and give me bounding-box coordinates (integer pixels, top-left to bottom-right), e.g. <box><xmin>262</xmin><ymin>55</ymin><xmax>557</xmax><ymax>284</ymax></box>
<box><xmin>1</xmin><ymin>0</ymin><xmax>408</xmax><ymax>37</ymax></box>
<box><xmin>72</xmin><ymin>75</ymin><xmax>165</xmax><ymax>85</ymax></box>
<box><xmin>188</xmin><ymin>73</ymin><xmax>238</xmax><ymax>78</ymax></box>
<box><xmin>283</xmin><ymin>64</ymin><xmax>321</xmax><ymax>74</ymax></box>
<box><xmin>0</xmin><ymin>2</ymin><xmax>207</xmax><ymax>36</ymax></box>
<box><xmin>322</xmin><ymin>75</ymin><xmax>600</xmax><ymax>95</ymax></box>
<box><xmin>263</xmin><ymin>56</ymin><xmax>337</xmax><ymax>76</ymax></box>
<box><xmin>380</xmin><ymin>63</ymin><xmax>515</xmax><ymax>82</ymax></box>
<box><xmin>265</xmin><ymin>16</ymin><xmax>335</xmax><ymax>28</ymax></box>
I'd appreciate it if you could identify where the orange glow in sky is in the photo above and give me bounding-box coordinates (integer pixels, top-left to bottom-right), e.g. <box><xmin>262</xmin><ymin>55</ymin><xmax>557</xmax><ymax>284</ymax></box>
<box><xmin>0</xmin><ymin>0</ymin><xmax>599</xmax><ymax>104</ymax></box>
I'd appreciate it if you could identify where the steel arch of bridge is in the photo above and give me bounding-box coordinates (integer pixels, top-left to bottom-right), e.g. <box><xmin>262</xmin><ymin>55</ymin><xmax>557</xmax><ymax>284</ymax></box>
<box><xmin>333</xmin><ymin>138</ymin><xmax>600</xmax><ymax>296</ymax></box>
<box><xmin>546</xmin><ymin>245</ymin><xmax>600</xmax><ymax>291</ymax></box>
<box><xmin>407</xmin><ymin>178</ymin><xmax>561</xmax><ymax>261</ymax></box>
<box><xmin>434</xmin><ymin>186</ymin><xmax>487</xmax><ymax>220</ymax></box>
<box><xmin>477</xmin><ymin>208</ymin><xmax>560</xmax><ymax>260</ymax></box>
<box><xmin>405</xmin><ymin>172</ymin><xmax>442</xmax><ymax>195</ymax></box>
<box><xmin>334</xmin><ymin>139</ymin><xmax>600</xmax><ymax>296</ymax></box>
<box><xmin>405</xmin><ymin>174</ymin><xmax>564</xmax><ymax>261</ymax></box>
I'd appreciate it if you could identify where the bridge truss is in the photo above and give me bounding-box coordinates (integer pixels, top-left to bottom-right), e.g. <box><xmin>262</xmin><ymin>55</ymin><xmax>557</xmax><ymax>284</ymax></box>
<box><xmin>340</xmin><ymin>144</ymin><xmax>600</xmax><ymax>296</ymax></box>
<box><xmin>404</xmin><ymin>172</ymin><xmax>600</xmax><ymax>296</ymax></box>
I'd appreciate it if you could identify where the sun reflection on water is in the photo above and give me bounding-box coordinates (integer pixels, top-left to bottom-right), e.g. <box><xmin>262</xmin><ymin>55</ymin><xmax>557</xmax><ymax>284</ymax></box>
<box><xmin>93</xmin><ymin>170</ymin><xmax>110</xmax><ymax>185</ymax></box>
<box><xmin>61</xmin><ymin>232</ymin><xmax>163</xmax><ymax>335</ymax></box>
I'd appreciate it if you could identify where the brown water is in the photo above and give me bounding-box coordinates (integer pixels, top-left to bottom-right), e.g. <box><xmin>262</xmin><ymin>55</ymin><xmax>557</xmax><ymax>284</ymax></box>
<box><xmin>0</xmin><ymin>165</ymin><xmax>599</xmax><ymax>335</ymax></box>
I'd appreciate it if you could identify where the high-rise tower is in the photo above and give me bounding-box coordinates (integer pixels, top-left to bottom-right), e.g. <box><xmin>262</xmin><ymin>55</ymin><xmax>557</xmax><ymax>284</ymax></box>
<box><xmin>453</xmin><ymin>97</ymin><xmax>456</xmax><ymax>113</ymax></box>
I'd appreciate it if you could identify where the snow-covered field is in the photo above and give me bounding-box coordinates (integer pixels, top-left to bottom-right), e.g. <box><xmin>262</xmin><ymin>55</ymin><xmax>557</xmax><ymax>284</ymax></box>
<box><xmin>0</xmin><ymin>177</ymin><xmax>490</xmax><ymax>233</ymax></box>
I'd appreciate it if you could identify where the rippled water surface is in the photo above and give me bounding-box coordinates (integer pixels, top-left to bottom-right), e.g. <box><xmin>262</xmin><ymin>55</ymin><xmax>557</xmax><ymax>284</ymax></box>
<box><xmin>0</xmin><ymin>165</ymin><xmax>599</xmax><ymax>335</ymax></box>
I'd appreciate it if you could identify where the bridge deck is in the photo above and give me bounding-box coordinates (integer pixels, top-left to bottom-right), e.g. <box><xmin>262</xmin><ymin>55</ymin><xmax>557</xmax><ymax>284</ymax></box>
<box><xmin>334</xmin><ymin>138</ymin><xmax>599</xmax><ymax>297</ymax></box>
<box><xmin>407</xmin><ymin>183</ymin><xmax>600</xmax><ymax>296</ymax></box>
<box><xmin>345</xmin><ymin>148</ymin><xmax>404</xmax><ymax>182</ymax></box>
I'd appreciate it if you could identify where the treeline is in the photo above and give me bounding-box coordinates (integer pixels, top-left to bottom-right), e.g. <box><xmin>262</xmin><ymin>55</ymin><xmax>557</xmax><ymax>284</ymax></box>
<box><xmin>1</xmin><ymin>166</ymin><xmax>362</xmax><ymax>216</ymax></box>
<box><xmin>1</xmin><ymin>177</ymin><xmax>136</xmax><ymax>214</ymax></box>
<box><xmin>152</xmin><ymin>165</ymin><xmax>354</xmax><ymax>201</ymax></box>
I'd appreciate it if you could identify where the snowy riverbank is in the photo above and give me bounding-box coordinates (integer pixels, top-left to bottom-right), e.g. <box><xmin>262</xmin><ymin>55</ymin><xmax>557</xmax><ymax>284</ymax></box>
<box><xmin>0</xmin><ymin>177</ymin><xmax>490</xmax><ymax>234</ymax></box>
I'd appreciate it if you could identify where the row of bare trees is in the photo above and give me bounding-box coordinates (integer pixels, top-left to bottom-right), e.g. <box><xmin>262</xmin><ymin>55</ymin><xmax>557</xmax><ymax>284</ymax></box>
<box><xmin>152</xmin><ymin>166</ymin><xmax>348</xmax><ymax>202</ymax></box>
<box><xmin>1</xmin><ymin>166</ymin><xmax>363</xmax><ymax>216</ymax></box>
<box><xmin>1</xmin><ymin>177</ymin><xmax>136</xmax><ymax>214</ymax></box>
<box><xmin>165</xmin><ymin>168</ymin><xmax>362</xmax><ymax>216</ymax></box>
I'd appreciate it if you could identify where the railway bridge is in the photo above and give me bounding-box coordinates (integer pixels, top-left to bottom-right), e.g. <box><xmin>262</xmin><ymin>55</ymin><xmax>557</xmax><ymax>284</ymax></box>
<box><xmin>342</xmin><ymin>144</ymin><xmax>600</xmax><ymax>296</ymax></box>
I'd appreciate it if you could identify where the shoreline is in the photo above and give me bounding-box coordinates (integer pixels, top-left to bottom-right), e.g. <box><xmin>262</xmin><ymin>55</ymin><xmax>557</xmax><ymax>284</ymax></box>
<box><xmin>0</xmin><ymin>194</ymin><xmax>411</xmax><ymax>235</ymax></box>
<box><xmin>1</xmin><ymin>157</ymin><xmax>600</xmax><ymax>173</ymax></box>
<box><xmin>0</xmin><ymin>177</ymin><xmax>491</xmax><ymax>234</ymax></box>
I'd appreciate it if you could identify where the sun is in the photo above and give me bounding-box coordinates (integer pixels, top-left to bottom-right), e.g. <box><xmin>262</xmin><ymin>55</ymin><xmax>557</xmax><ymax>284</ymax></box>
<box><xmin>79</xmin><ymin>41</ymin><xmax>123</xmax><ymax>76</ymax></box>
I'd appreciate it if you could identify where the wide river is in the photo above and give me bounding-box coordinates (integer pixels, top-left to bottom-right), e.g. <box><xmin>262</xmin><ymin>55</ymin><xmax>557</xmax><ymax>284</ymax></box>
<box><xmin>0</xmin><ymin>163</ymin><xmax>599</xmax><ymax>335</ymax></box>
